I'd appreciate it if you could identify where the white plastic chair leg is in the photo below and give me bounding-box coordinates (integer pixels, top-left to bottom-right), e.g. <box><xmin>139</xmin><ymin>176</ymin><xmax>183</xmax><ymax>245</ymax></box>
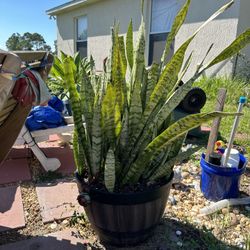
<box><xmin>20</xmin><ymin>126</ymin><xmax>61</xmax><ymax>172</ymax></box>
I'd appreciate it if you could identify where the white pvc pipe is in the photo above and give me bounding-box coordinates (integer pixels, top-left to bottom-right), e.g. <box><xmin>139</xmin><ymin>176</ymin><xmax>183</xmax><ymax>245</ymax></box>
<box><xmin>222</xmin><ymin>97</ymin><xmax>247</xmax><ymax>167</ymax></box>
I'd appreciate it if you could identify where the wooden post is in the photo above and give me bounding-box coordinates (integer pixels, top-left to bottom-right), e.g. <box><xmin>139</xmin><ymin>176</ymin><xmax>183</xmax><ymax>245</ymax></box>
<box><xmin>205</xmin><ymin>88</ymin><xmax>227</xmax><ymax>162</ymax></box>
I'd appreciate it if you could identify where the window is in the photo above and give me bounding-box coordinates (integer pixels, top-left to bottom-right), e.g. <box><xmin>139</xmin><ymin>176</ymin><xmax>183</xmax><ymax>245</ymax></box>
<box><xmin>149</xmin><ymin>0</ymin><xmax>181</xmax><ymax>65</ymax></box>
<box><xmin>76</xmin><ymin>16</ymin><xmax>87</xmax><ymax>58</ymax></box>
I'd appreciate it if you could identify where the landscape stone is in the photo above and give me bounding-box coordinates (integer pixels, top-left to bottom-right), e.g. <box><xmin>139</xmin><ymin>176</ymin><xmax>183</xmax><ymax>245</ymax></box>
<box><xmin>36</xmin><ymin>181</ymin><xmax>84</xmax><ymax>223</ymax></box>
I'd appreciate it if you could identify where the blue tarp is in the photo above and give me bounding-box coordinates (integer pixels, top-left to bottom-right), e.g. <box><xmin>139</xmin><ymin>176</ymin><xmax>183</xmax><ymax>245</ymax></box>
<box><xmin>26</xmin><ymin>96</ymin><xmax>66</xmax><ymax>131</ymax></box>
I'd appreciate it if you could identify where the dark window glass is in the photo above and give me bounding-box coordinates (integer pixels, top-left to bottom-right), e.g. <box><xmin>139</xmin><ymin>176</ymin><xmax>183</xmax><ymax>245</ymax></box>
<box><xmin>149</xmin><ymin>33</ymin><xmax>168</xmax><ymax>65</ymax></box>
<box><xmin>148</xmin><ymin>33</ymin><xmax>175</xmax><ymax>65</ymax></box>
<box><xmin>77</xmin><ymin>41</ymin><xmax>87</xmax><ymax>58</ymax></box>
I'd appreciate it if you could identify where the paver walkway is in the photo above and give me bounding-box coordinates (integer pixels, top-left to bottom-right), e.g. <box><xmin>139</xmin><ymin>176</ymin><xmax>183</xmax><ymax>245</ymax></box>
<box><xmin>0</xmin><ymin>146</ymin><xmax>31</xmax><ymax>184</ymax></box>
<box><xmin>0</xmin><ymin>138</ymin><xmax>84</xmax><ymax>248</ymax></box>
<box><xmin>0</xmin><ymin>229</ymin><xmax>86</xmax><ymax>250</ymax></box>
<box><xmin>0</xmin><ymin>186</ymin><xmax>25</xmax><ymax>232</ymax></box>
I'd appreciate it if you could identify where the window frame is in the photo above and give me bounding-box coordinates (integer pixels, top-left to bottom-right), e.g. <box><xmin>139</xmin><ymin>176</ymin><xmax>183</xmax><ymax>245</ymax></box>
<box><xmin>75</xmin><ymin>15</ymin><xmax>88</xmax><ymax>58</ymax></box>
<box><xmin>148</xmin><ymin>0</ymin><xmax>180</xmax><ymax>65</ymax></box>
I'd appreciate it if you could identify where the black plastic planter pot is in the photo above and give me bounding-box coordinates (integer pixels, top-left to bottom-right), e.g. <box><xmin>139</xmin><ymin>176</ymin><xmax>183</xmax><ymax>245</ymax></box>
<box><xmin>75</xmin><ymin>172</ymin><xmax>173</xmax><ymax>246</ymax></box>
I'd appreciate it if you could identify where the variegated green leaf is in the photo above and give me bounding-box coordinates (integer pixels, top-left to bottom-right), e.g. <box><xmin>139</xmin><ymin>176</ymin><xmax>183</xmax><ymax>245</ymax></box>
<box><xmin>126</xmin><ymin>19</ymin><xmax>134</xmax><ymax>70</ymax></box>
<box><xmin>131</xmin><ymin>15</ymin><xmax>145</xmax><ymax>93</ymax></box>
<box><xmin>150</xmin><ymin>145</ymin><xmax>202</xmax><ymax>181</ymax></box>
<box><xmin>102</xmin><ymin>84</ymin><xmax>116</xmax><ymax>143</ymax></box>
<box><xmin>91</xmin><ymin>102</ymin><xmax>102</xmax><ymax>175</ymax></box>
<box><xmin>141</xmin><ymin>67</ymin><xmax>148</xmax><ymax>111</ymax></box>
<box><xmin>145</xmin><ymin>63</ymin><xmax>159</xmax><ymax>110</ymax></box>
<box><xmin>119</xmin><ymin>36</ymin><xmax>127</xmax><ymax>78</ymax></box>
<box><xmin>104</xmin><ymin>148</ymin><xmax>116</xmax><ymax>192</ymax></box>
<box><xmin>64</xmin><ymin>57</ymin><xmax>91</xmax><ymax>174</ymax></box>
<box><xmin>119</xmin><ymin>107</ymin><xmax>129</xmax><ymax>148</ymax></box>
<box><xmin>146</xmin><ymin>37</ymin><xmax>192</xmax><ymax>124</ymax></box>
<box><xmin>161</xmin><ymin>0</ymin><xmax>191</xmax><ymax>67</ymax></box>
<box><xmin>127</xmin><ymin>13</ymin><xmax>146</xmax><ymax>149</ymax></box>
<box><xmin>115</xmin><ymin>102</ymin><xmax>122</xmax><ymax>138</ymax></box>
<box><xmin>123</xmin><ymin>111</ymin><xmax>240</xmax><ymax>184</ymax></box>
<box><xmin>72</xmin><ymin>129</ymin><xmax>81</xmax><ymax>174</ymax></box>
<box><xmin>146</xmin><ymin>0</ymin><xmax>234</xmax><ymax>120</ymax></box>
<box><xmin>79</xmin><ymin>67</ymin><xmax>94</xmax><ymax>136</ymax></box>
<box><xmin>205</xmin><ymin>28</ymin><xmax>250</xmax><ymax>69</ymax></box>
<box><xmin>155</xmin><ymin>81</ymin><xmax>193</xmax><ymax>129</ymax></box>
<box><xmin>111</xmin><ymin>26</ymin><xmax>126</xmax><ymax>112</ymax></box>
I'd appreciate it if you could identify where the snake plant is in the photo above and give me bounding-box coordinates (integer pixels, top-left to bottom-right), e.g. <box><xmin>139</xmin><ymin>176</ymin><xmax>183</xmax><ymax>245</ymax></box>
<box><xmin>52</xmin><ymin>0</ymin><xmax>250</xmax><ymax>192</ymax></box>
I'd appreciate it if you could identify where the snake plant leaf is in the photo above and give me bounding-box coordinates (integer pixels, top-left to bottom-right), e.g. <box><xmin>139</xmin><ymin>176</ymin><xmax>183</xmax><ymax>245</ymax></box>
<box><xmin>170</xmin><ymin>51</ymin><xmax>193</xmax><ymax>97</ymax></box>
<box><xmin>123</xmin><ymin>111</ymin><xmax>240</xmax><ymax>184</ymax></box>
<box><xmin>147</xmin><ymin>0</ymin><xmax>234</xmax><ymax>118</ymax></box>
<box><xmin>119</xmin><ymin>36</ymin><xmax>127</xmax><ymax>78</ymax></box>
<box><xmin>111</xmin><ymin>25</ymin><xmax>120</xmax><ymax>83</ymax></box>
<box><xmin>102</xmin><ymin>84</ymin><xmax>116</xmax><ymax>143</ymax></box>
<box><xmin>126</xmin><ymin>19</ymin><xmax>134</xmax><ymax>70</ymax></box>
<box><xmin>64</xmin><ymin>57</ymin><xmax>91</xmax><ymax>174</ymax></box>
<box><xmin>91</xmin><ymin>101</ymin><xmax>102</xmax><ymax>175</ymax></box>
<box><xmin>104</xmin><ymin>148</ymin><xmax>116</xmax><ymax>192</ymax></box>
<box><xmin>146</xmin><ymin>38</ymin><xmax>192</xmax><ymax>127</ymax></box>
<box><xmin>111</xmin><ymin>27</ymin><xmax>126</xmax><ymax>112</ymax></box>
<box><xmin>79</xmin><ymin>65</ymin><xmax>95</xmax><ymax>136</ymax></box>
<box><xmin>205</xmin><ymin>28</ymin><xmax>250</xmax><ymax>69</ymax></box>
<box><xmin>128</xmin><ymin>79</ymin><xmax>143</xmax><ymax>148</ymax></box>
<box><xmin>128</xmin><ymin>13</ymin><xmax>145</xmax><ymax>148</ymax></box>
<box><xmin>73</xmin><ymin>129</ymin><xmax>88</xmax><ymax>176</ymax></box>
<box><xmin>141</xmin><ymin>68</ymin><xmax>148</xmax><ymax>112</ymax></box>
<box><xmin>125</xmin><ymin>0</ymin><xmax>235</xmax><ymax>172</ymax></box>
<box><xmin>155</xmin><ymin>81</ymin><xmax>193</xmax><ymax>130</ymax></box>
<box><xmin>131</xmin><ymin>14</ymin><xmax>145</xmax><ymax>92</ymax></box>
<box><xmin>150</xmin><ymin>145</ymin><xmax>202</xmax><ymax>181</ymax></box>
<box><xmin>142</xmin><ymin>133</ymin><xmax>185</xmax><ymax>180</ymax></box>
<box><xmin>161</xmin><ymin>0</ymin><xmax>191</xmax><ymax>67</ymax></box>
<box><xmin>73</xmin><ymin>129</ymin><xmax>81</xmax><ymax>175</ymax></box>
<box><xmin>74</xmin><ymin>52</ymin><xmax>81</xmax><ymax>68</ymax></box>
<box><xmin>145</xmin><ymin>63</ymin><xmax>159</xmax><ymax>108</ymax></box>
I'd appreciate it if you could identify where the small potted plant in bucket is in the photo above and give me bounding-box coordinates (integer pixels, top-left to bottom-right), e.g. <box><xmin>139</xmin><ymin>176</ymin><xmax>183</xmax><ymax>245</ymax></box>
<box><xmin>54</xmin><ymin>0</ymin><xmax>250</xmax><ymax>246</ymax></box>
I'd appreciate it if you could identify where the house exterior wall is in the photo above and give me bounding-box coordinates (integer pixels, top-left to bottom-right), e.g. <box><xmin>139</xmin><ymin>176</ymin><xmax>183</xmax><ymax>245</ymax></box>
<box><xmin>175</xmin><ymin>0</ymin><xmax>240</xmax><ymax>80</ymax></box>
<box><xmin>235</xmin><ymin>0</ymin><xmax>250</xmax><ymax>76</ymax></box>
<box><xmin>55</xmin><ymin>0</ymin><xmax>242</xmax><ymax>76</ymax></box>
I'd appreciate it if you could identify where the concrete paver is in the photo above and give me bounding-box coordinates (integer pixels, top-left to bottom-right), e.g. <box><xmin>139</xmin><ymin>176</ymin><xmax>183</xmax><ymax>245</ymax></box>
<box><xmin>0</xmin><ymin>229</ymin><xmax>87</xmax><ymax>250</ymax></box>
<box><xmin>38</xmin><ymin>142</ymin><xmax>76</xmax><ymax>175</ymax></box>
<box><xmin>36</xmin><ymin>182</ymin><xmax>84</xmax><ymax>223</ymax></box>
<box><xmin>0</xmin><ymin>186</ymin><xmax>25</xmax><ymax>232</ymax></box>
<box><xmin>0</xmin><ymin>158</ymin><xmax>31</xmax><ymax>184</ymax></box>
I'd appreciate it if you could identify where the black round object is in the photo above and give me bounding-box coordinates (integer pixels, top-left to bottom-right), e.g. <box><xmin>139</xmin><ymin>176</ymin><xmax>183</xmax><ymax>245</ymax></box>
<box><xmin>179</xmin><ymin>87</ymin><xmax>206</xmax><ymax>113</ymax></box>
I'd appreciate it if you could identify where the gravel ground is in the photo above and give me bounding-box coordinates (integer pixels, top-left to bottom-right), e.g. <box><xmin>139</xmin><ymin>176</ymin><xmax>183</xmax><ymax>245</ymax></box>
<box><xmin>0</xmin><ymin>152</ymin><xmax>249</xmax><ymax>249</ymax></box>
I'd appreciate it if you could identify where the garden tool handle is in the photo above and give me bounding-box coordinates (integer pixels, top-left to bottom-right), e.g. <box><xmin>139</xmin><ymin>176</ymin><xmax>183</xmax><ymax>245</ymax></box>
<box><xmin>222</xmin><ymin>97</ymin><xmax>247</xmax><ymax>167</ymax></box>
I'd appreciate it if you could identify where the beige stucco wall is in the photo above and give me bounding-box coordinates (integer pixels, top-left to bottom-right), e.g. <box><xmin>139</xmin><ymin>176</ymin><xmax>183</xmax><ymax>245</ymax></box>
<box><xmin>55</xmin><ymin>0</ymin><xmax>242</xmax><ymax>76</ymax></box>
<box><xmin>235</xmin><ymin>0</ymin><xmax>250</xmax><ymax>77</ymax></box>
<box><xmin>175</xmin><ymin>0</ymin><xmax>240</xmax><ymax>80</ymax></box>
<box><xmin>56</xmin><ymin>0</ymin><xmax>144</xmax><ymax>71</ymax></box>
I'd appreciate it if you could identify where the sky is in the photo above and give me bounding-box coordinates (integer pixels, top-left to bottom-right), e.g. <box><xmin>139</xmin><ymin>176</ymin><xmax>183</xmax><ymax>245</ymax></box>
<box><xmin>0</xmin><ymin>0</ymin><xmax>68</xmax><ymax>51</ymax></box>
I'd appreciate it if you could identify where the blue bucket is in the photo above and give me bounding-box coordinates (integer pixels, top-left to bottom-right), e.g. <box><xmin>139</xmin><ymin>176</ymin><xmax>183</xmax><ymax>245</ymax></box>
<box><xmin>200</xmin><ymin>153</ymin><xmax>247</xmax><ymax>201</ymax></box>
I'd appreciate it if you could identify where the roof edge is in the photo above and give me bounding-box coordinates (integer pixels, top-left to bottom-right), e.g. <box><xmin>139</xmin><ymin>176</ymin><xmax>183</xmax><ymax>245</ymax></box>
<box><xmin>46</xmin><ymin>0</ymin><xmax>89</xmax><ymax>15</ymax></box>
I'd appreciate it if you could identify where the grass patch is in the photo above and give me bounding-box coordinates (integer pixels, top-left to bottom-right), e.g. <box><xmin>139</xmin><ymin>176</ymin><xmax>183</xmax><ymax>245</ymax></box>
<box><xmin>194</xmin><ymin>76</ymin><xmax>250</xmax><ymax>157</ymax></box>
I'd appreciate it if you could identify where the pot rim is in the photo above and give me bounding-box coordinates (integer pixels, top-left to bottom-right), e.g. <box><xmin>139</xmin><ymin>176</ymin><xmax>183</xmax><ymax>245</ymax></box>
<box><xmin>75</xmin><ymin>171</ymin><xmax>174</xmax><ymax>205</ymax></box>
